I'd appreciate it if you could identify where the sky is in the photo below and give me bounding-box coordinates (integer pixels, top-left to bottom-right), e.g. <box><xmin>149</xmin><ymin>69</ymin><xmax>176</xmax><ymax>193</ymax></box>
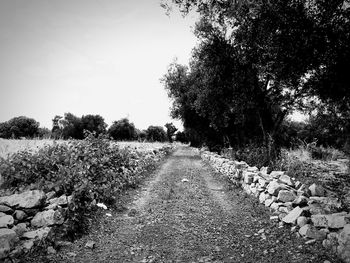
<box><xmin>0</xmin><ymin>0</ymin><xmax>198</xmax><ymax>130</ymax></box>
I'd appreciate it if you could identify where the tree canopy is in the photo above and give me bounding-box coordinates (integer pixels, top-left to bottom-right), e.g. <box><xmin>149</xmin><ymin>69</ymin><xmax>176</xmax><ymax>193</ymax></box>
<box><xmin>162</xmin><ymin>0</ymin><xmax>350</xmax><ymax>154</ymax></box>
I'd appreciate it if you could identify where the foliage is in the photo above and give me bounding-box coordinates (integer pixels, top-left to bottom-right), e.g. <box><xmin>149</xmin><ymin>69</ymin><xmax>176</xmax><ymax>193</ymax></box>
<box><xmin>81</xmin><ymin>114</ymin><xmax>107</xmax><ymax>136</ymax></box>
<box><xmin>162</xmin><ymin>0</ymin><xmax>350</xmax><ymax>160</ymax></box>
<box><xmin>108</xmin><ymin>118</ymin><xmax>137</xmax><ymax>141</ymax></box>
<box><xmin>165</xmin><ymin>123</ymin><xmax>178</xmax><ymax>142</ymax></box>
<box><xmin>0</xmin><ymin>116</ymin><xmax>40</xmax><ymax>139</ymax></box>
<box><xmin>0</xmin><ymin>134</ymin><xmax>173</xmax><ymax>238</ymax></box>
<box><xmin>175</xmin><ymin>131</ymin><xmax>188</xmax><ymax>143</ymax></box>
<box><xmin>146</xmin><ymin>126</ymin><xmax>167</xmax><ymax>142</ymax></box>
<box><xmin>37</xmin><ymin>127</ymin><xmax>52</xmax><ymax>139</ymax></box>
<box><xmin>51</xmin><ymin>113</ymin><xmax>107</xmax><ymax>140</ymax></box>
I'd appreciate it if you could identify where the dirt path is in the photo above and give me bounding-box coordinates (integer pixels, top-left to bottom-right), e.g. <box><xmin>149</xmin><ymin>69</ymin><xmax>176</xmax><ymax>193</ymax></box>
<box><xmin>26</xmin><ymin>146</ymin><xmax>339</xmax><ymax>263</ymax></box>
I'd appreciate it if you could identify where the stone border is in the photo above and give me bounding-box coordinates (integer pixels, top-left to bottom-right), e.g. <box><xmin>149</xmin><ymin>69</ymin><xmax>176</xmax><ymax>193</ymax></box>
<box><xmin>200</xmin><ymin>150</ymin><xmax>350</xmax><ymax>263</ymax></box>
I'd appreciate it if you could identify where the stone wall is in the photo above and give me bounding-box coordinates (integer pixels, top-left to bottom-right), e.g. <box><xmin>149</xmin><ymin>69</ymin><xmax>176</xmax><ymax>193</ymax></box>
<box><xmin>0</xmin><ymin>148</ymin><xmax>172</xmax><ymax>261</ymax></box>
<box><xmin>201</xmin><ymin>150</ymin><xmax>350</xmax><ymax>263</ymax></box>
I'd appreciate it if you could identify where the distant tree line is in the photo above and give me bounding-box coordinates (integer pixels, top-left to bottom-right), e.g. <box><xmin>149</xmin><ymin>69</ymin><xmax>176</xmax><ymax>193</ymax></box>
<box><xmin>0</xmin><ymin>114</ymin><xmax>181</xmax><ymax>143</ymax></box>
<box><xmin>161</xmin><ymin>0</ymin><xmax>350</xmax><ymax>158</ymax></box>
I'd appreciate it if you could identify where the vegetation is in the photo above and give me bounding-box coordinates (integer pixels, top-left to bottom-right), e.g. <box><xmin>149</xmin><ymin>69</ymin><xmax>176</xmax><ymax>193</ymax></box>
<box><xmin>146</xmin><ymin>125</ymin><xmax>167</xmax><ymax>142</ymax></box>
<box><xmin>0</xmin><ymin>116</ymin><xmax>40</xmax><ymax>139</ymax></box>
<box><xmin>108</xmin><ymin>118</ymin><xmax>137</xmax><ymax>141</ymax></box>
<box><xmin>162</xmin><ymin>0</ymin><xmax>350</xmax><ymax>163</ymax></box>
<box><xmin>165</xmin><ymin>122</ymin><xmax>178</xmax><ymax>142</ymax></box>
<box><xmin>0</xmin><ymin>133</ymin><xmax>173</xmax><ymax>239</ymax></box>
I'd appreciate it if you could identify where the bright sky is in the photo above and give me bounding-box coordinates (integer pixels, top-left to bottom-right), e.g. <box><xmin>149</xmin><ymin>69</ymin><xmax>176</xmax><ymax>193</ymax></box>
<box><xmin>0</xmin><ymin>0</ymin><xmax>197</xmax><ymax>130</ymax></box>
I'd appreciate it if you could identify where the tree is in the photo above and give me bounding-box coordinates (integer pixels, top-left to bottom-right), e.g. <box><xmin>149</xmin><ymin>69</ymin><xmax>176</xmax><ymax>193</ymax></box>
<box><xmin>146</xmin><ymin>126</ymin><xmax>167</xmax><ymax>142</ymax></box>
<box><xmin>81</xmin><ymin>114</ymin><xmax>107</xmax><ymax>136</ymax></box>
<box><xmin>108</xmin><ymin>118</ymin><xmax>137</xmax><ymax>141</ymax></box>
<box><xmin>0</xmin><ymin>122</ymin><xmax>11</xmax><ymax>139</ymax></box>
<box><xmin>0</xmin><ymin>116</ymin><xmax>40</xmax><ymax>138</ymax></box>
<box><xmin>60</xmin><ymin>113</ymin><xmax>83</xmax><ymax>139</ymax></box>
<box><xmin>175</xmin><ymin>131</ymin><xmax>188</xmax><ymax>143</ymax></box>
<box><xmin>162</xmin><ymin>0</ymin><xmax>350</xmax><ymax>156</ymax></box>
<box><xmin>165</xmin><ymin>123</ymin><xmax>178</xmax><ymax>142</ymax></box>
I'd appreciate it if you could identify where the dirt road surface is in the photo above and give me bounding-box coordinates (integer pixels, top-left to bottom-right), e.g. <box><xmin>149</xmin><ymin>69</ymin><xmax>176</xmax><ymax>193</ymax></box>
<box><xmin>25</xmin><ymin>146</ymin><xmax>340</xmax><ymax>263</ymax></box>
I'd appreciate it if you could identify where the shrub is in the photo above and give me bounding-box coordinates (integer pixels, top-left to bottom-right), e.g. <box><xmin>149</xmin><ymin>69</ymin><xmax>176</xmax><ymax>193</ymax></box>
<box><xmin>108</xmin><ymin>118</ymin><xmax>137</xmax><ymax>141</ymax></box>
<box><xmin>146</xmin><ymin>126</ymin><xmax>167</xmax><ymax>142</ymax></box>
<box><xmin>0</xmin><ymin>133</ymin><xmax>172</xmax><ymax>238</ymax></box>
<box><xmin>0</xmin><ymin>116</ymin><xmax>40</xmax><ymax>139</ymax></box>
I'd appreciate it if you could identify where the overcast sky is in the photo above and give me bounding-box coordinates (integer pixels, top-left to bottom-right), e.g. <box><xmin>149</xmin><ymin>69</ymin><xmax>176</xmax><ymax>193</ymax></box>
<box><xmin>0</xmin><ymin>0</ymin><xmax>197</xmax><ymax>130</ymax></box>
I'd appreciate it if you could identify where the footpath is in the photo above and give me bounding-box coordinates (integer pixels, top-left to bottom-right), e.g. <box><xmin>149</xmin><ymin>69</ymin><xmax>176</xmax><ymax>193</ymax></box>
<box><xmin>24</xmin><ymin>146</ymin><xmax>339</xmax><ymax>262</ymax></box>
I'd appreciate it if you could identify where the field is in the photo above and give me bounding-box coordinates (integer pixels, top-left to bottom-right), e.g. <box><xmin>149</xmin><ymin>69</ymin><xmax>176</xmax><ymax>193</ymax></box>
<box><xmin>0</xmin><ymin>138</ymin><xmax>172</xmax><ymax>159</ymax></box>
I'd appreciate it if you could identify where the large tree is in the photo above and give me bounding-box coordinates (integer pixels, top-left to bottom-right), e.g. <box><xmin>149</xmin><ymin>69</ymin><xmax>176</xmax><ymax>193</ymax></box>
<box><xmin>108</xmin><ymin>118</ymin><xmax>137</xmax><ymax>141</ymax></box>
<box><xmin>162</xmin><ymin>0</ymin><xmax>350</xmax><ymax>153</ymax></box>
<box><xmin>0</xmin><ymin>116</ymin><xmax>40</xmax><ymax>139</ymax></box>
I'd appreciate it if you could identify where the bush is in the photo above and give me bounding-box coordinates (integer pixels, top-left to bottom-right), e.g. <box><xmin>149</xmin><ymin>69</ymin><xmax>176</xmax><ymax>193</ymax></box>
<box><xmin>0</xmin><ymin>116</ymin><xmax>40</xmax><ymax>139</ymax></box>
<box><xmin>222</xmin><ymin>144</ymin><xmax>273</xmax><ymax>168</ymax></box>
<box><xmin>108</xmin><ymin>118</ymin><xmax>137</xmax><ymax>141</ymax></box>
<box><xmin>0</xmin><ymin>133</ymin><xmax>173</xmax><ymax>238</ymax></box>
<box><xmin>146</xmin><ymin>126</ymin><xmax>167</xmax><ymax>142</ymax></box>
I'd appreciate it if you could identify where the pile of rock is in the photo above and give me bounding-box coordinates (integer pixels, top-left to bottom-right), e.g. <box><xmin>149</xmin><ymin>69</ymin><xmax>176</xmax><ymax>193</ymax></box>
<box><xmin>0</xmin><ymin>189</ymin><xmax>71</xmax><ymax>260</ymax></box>
<box><xmin>201</xmin><ymin>150</ymin><xmax>350</xmax><ymax>263</ymax></box>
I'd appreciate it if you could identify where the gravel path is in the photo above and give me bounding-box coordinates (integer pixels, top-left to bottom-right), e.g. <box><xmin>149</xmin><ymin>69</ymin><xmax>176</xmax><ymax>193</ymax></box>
<box><xmin>25</xmin><ymin>146</ymin><xmax>340</xmax><ymax>263</ymax></box>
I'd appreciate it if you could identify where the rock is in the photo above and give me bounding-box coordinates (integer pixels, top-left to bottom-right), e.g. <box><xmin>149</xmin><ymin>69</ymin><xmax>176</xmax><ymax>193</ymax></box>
<box><xmin>22</xmin><ymin>240</ymin><xmax>34</xmax><ymax>252</ymax></box>
<box><xmin>309</xmin><ymin>183</ymin><xmax>325</xmax><ymax>197</ymax></box>
<box><xmin>267</xmin><ymin>181</ymin><xmax>286</xmax><ymax>196</ymax></box>
<box><xmin>260</xmin><ymin>167</ymin><xmax>268</xmax><ymax>174</ymax></box>
<box><xmin>311</xmin><ymin>214</ymin><xmax>346</xmax><ymax>229</ymax></box>
<box><xmin>299</xmin><ymin>224</ymin><xmax>327</xmax><ymax>240</ymax></box>
<box><xmin>305</xmin><ymin>239</ymin><xmax>317</xmax><ymax>245</ymax></box>
<box><xmin>12</xmin><ymin>223</ymin><xmax>27</xmax><ymax>237</ymax></box>
<box><xmin>308</xmin><ymin>203</ymin><xmax>327</xmax><ymax>215</ymax></box>
<box><xmin>31</xmin><ymin>209</ymin><xmax>64</xmax><ymax>227</ymax></box>
<box><xmin>243</xmin><ymin>171</ymin><xmax>255</xmax><ymax>184</ymax></box>
<box><xmin>85</xmin><ymin>240</ymin><xmax>95</xmax><ymax>249</ymax></box>
<box><xmin>293</xmin><ymin>195</ymin><xmax>308</xmax><ymax>206</ymax></box>
<box><xmin>0</xmin><ymin>215</ymin><xmax>14</xmax><ymax>228</ymax></box>
<box><xmin>279</xmin><ymin>212</ymin><xmax>288</xmax><ymax>220</ymax></box>
<box><xmin>0</xmin><ymin>228</ymin><xmax>17</xmax><ymax>248</ymax></box>
<box><xmin>45</xmin><ymin>191</ymin><xmax>56</xmax><ymax>200</ymax></box>
<box><xmin>279</xmin><ymin>206</ymin><xmax>291</xmax><ymax>213</ymax></box>
<box><xmin>297</xmin><ymin>216</ymin><xmax>309</xmax><ymax>227</ymax></box>
<box><xmin>270</xmin><ymin>171</ymin><xmax>285</xmax><ymax>178</ymax></box>
<box><xmin>282</xmin><ymin>206</ymin><xmax>304</xmax><ymax>224</ymax></box>
<box><xmin>22</xmin><ymin>227</ymin><xmax>51</xmax><ymax>240</ymax></box>
<box><xmin>270</xmin><ymin>202</ymin><xmax>282</xmax><ymax>211</ymax></box>
<box><xmin>247</xmin><ymin>166</ymin><xmax>259</xmax><ymax>172</ymax></box>
<box><xmin>0</xmin><ymin>205</ymin><xmax>13</xmax><ymax>214</ymax></box>
<box><xmin>47</xmin><ymin>246</ymin><xmax>56</xmax><ymax>254</ymax></box>
<box><xmin>308</xmin><ymin>197</ymin><xmax>342</xmax><ymax>214</ymax></box>
<box><xmin>259</xmin><ymin>192</ymin><xmax>268</xmax><ymax>204</ymax></box>
<box><xmin>49</xmin><ymin>195</ymin><xmax>71</xmax><ymax>206</ymax></box>
<box><xmin>338</xmin><ymin>224</ymin><xmax>350</xmax><ymax>245</ymax></box>
<box><xmin>279</xmin><ymin>174</ymin><xmax>294</xmax><ymax>186</ymax></box>
<box><xmin>14</xmin><ymin>210</ymin><xmax>27</xmax><ymax>221</ymax></box>
<box><xmin>258</xmin><ymin>178</ymin><xmax>268</xmax><ymax>187</ymax></box>
<box><xmin>277</xmin><ymin>190</ymin><xmax>296</xmax><ymax>203</ymax></box>
<box><xmin>265</xmin><ymin>198</ymin><xmax>274</xmax><ymax>207</ymax></box>
<box><xmin>0</xmin><ymin>239</ymin><xmax>11</xmax><ymax>259</ymax></box>
<box><xmin>9</xmin><ymin>246</ymin><xmax>24</xmax><ymax>258</ymax></box>
<box><xmin>270</xmin><ymin>216</ymin><xmax>279</xmax><ymax>221</ymax></box>
<box><xmin>0</xmin><ymin>190</ymin><xmax>46</xmax><ymax>209</ymax></box>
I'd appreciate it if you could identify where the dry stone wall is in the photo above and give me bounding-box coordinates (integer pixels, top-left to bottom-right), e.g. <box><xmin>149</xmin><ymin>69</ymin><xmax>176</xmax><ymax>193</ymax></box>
<box><xmin>201</xmin><ymin>150</ymin><xmax>350</xmax><ymax>263</ymax></box>
<box><xmin>0</xmin><ymin>148</ymin><xmax>172</xmax><ymax>261</ymax></box>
